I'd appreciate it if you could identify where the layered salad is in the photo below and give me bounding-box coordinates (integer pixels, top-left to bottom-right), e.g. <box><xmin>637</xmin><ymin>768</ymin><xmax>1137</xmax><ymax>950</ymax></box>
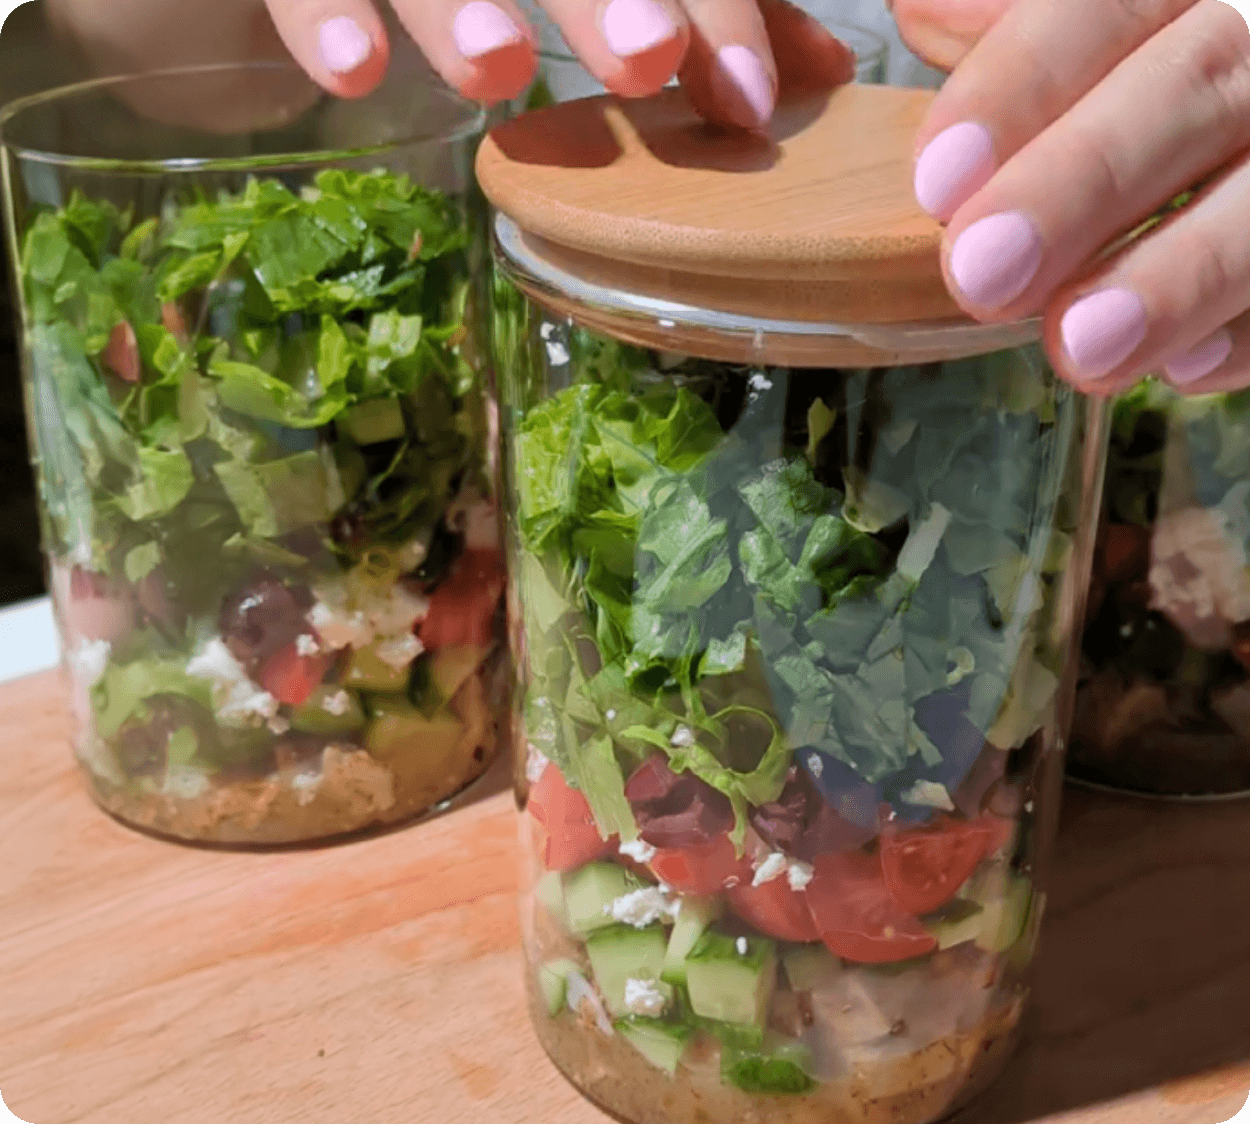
<box><xmin>503</xmin><ymin>321</ymin><xmax>1083</xmax><ymax>1124</ymax></box>
<box><xmin>1072</xmin><ymin>379</ymin><xmax>1250</xmax><ymax>795</ymax></box>
<box><xmin>20</xmin><ymin>168</ymin><xmax>505</xmax><ymax>844</ymax></box>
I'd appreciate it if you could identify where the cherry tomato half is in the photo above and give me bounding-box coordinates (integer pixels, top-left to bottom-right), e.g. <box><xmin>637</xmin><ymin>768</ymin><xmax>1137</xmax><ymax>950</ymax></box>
<box><xmin>419</xmin><ymin>548</ymin><xmax>504</xmax><ymax>650</ymax></box>
<box><xmin>527</xmin><ymin>764</ymin><xmax>614</xmax><ymax>872</ymax></box>
<box><xmin>258</xmin><ymin>643</ymin><xmax>334</xmax><ymax>706</ymax></box>
<box><xmin>728</xmin><ymin>872</ymin><xmax>821</xmax><ymax>942</ymax></box>
<box><xmin>879</xmin><ymin>813</ymin><xmax>1015</xmax><ymax>916</ymax></box>
<box><xmin>649</xmin><ymin>833</ymin><xmax>749</xmax><ymax>896</ymax></box>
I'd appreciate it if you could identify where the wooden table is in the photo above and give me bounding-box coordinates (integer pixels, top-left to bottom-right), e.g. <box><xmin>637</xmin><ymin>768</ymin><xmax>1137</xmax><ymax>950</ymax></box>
<box><xmin>2</xmin><ymin>668</ymin><xmax>1249</xmax><ymax>1124</ymax></box>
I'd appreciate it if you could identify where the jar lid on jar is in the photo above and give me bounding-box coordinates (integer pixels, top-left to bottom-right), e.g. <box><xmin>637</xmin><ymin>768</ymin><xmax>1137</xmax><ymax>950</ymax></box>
<box><xmin>477</xmin><ymin>85</ymin><xmax>1037</xmax><ymax>366</ymax></box>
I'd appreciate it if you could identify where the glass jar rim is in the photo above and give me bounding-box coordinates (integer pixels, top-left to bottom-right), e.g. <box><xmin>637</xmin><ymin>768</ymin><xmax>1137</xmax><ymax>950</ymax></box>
<box><xmin>0</xmin><ymin>60</ymin><xmax>486</xmax><ymax>174</ymax></box>
<box><xmin>492</xmin><ymin>211</ymin><xmax>1043</xmax><ymax>362</ymax></box>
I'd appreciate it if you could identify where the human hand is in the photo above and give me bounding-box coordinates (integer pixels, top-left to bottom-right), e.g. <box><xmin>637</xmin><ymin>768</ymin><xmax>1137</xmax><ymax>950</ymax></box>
<box><xmin>908</xmin><ymin>0</ymin><xmax>1250</xmax><ymax>395</ymax></box>
<box><xmin>265</xmin><ymin>0</ymin><xmax>855</xmax><ymax>130</ymax></box>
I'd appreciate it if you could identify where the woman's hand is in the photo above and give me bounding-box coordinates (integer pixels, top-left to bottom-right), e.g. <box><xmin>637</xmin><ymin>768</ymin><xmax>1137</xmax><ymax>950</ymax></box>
<box><xmin>263</xmin><ymin>0</ymin><xmax>854</xmax><ymax>129</ymax></box>
<box><xmin>903</xmin><ymin>0</ymin><xmax>1250</xmax><ymax>395</ymax></box>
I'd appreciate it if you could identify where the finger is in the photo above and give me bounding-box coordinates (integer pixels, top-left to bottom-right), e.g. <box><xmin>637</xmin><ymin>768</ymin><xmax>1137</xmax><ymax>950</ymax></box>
<box><xmin>912</xmin><ymin>0</ymin><xmax>1197</xmax><ymax>222</ymax></box>
<box><xmin>265</xmin><ymin>0</ymin><xmax>391</xmax><ymax>98</ymax></box>
<box><xmin>676</xmin><ymin>0</ymin><xmax>778</xmax><ymax>130</ymax></box>
<box><xmin>1158</xmin><ymin>313</ymin><xmax>1249</xmax><ymax>394</ymax></box>
<box><xmin>537</xmin><ymin>0</ymin><xmax>691</xmax><ymax>98</ymax></box>
<box><xmin>937</xmin><ymin>2</ymin><xmax>1250</xmax><ymax>323</ymax></box>
<box><xmin>891</xmin><ymin>0</ymin><xmax>1013</xmax><ymax>73</ymax></box>
<box><xmin>1038</xmin><ymin>153</ymin><xmax>1250</xmax><ymax>395</ymax></box>
<box><xmin>757</xmin><ymin>0</ymin><xmax>856</xmax><ymax>101</ymax></box>
<box><xmin>391</xmin><ymin>0</ymin><xmax>539</xmax><ymax>103</ymax></box>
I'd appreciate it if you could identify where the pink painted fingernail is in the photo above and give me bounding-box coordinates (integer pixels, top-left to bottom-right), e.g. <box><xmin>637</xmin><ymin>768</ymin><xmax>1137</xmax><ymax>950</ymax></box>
<box><xmin>602</xmin><ymin>0</ymin><xmax>675</xmax><ymax>58</ymax></box>
<box><xmin>452</xmin><ymin>1</ymin><xmax>524</xmax><ymax>58</ymax></box>
<box><xmin>948</xmin><ymin>212</ymin><xmax>1042</xmax><ymax>311</ymax></box>
<box><xmin>1165</xmin><ymin>327</ymin><xmax>1233</xmax><ymax>385</ymax></box>
<box><xmin>319</xmin><ymin>16</ymin><xmax>372</xmax><ymax>74</ymax></box>
<box><xmin>915</xmin><ymin>122</ymin><xmax>996</xmax><ymax>221</ymax></box>
<box><xmin>1061</xmin><ymin>288</ymin><xmax>1148</xmax><ymax>380</ymax></box>
<box><xmin>714</xmin><ymin>46</ymin><xmax>775</xmax><ymax>129</ymax></box>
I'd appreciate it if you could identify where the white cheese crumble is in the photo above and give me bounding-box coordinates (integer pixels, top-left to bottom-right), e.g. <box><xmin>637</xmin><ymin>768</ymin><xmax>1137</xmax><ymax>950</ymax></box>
<box><xmin>747</xmin><ymin>372</ymin><xmax>773</xmax><ymax>392</ymax></box>
<box><xmin>619</xmin><ymin>839</ymin><xmax>657</xmax><ymax>864</ymax></box>
<box><xmin>186</xmin><ymin>638</ymin><xmax>279</xmax><ymax>723</ymax></box>
<box><xmin>787</xmin><ymin>860</ymin><xmax>815</xmax><ymax>892</ymax></box>
<box><xmin>605</xmin><ymin>887</ymin><xmax>680</xmax><ymax>928</ymax></box>
<box><xmin>752</xmin><ymin>852</ymin><xmax>788</xmax><ymax>887</ymax></box>
<box><xmin>545</xmin><ymin>340</ymin><xmax>570</xmax><ymax>366</ymax></box>
<box><xmin>307</xmin><ymin>602</ymin><xmax>371</xmax><ymax>650</ymax></box>
<box><xmin>736</xmin><ymin>937</ymin><xmax>749</xmax><ymax>956</ymax></box>
<box><xmin>901</xmin><ymin>780</ymin><xmax>955</xmax><ymax>812</ymax></box>
<box><xmin>807</xmin><ymin>753</ymin><xmax>824</xmax><ymax>778</ymax></box>
<box><xmin>374</xmin><ymin>633</ymin><xmax>423</xmax><ymax>670</ymax></box>
<box><xmin>321</xmin><ymin>690</ymin><xmax>352</xmax><ymax>717</ymax></box>
<box><xmin>526</xmin><ymin>747</ymin><xmax>550</xmax><ymax>786</ymax></box>
<box><xmin>67</xmin><ymin>638</ymin><xmax>111</xmax><ymax>688</ymax></box>
<box><xmin>539</xmin><ymin>322</ymin><xmax>555</xmax><ymax>340</ymax></box>
<box><xmin>623</xmin><ymin>978</ymin><xmax>668</xmax><ymax>1018</ymax></box>
<box><xmin>294</xmin><ymin>633</ymin><xmax>321</xmax><ymax>657</ymax></box>
<box><xmin>605</xmin><ymin>709</ymin><xmax>617</xmax><ymax>721</ymax></box>
<box><xmin>670</xmin><ymin>725</ymin><xmax>696</xmax><ymax>748</ymax></box>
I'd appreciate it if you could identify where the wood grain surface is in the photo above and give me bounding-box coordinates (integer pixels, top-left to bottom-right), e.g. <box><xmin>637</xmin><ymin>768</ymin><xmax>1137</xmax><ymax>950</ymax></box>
<box><xmin>1</xmin><ymin>668</ymin><xmax>1248</xmax><ymax>1124</ymax></box>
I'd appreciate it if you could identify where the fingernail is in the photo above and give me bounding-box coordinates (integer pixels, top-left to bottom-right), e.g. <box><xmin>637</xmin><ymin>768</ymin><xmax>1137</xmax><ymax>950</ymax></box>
<box><xmin>915</xmin><ymin>122</ymin><xmax>996</xmax><ymax>221</ymax></box>
<box><xmin>713</xmin><ymin>46</ymin><xmax>775</xmax><ymax>129</ymax></box>
<box><xmin>601</xmin><ymin>0</ymin><xmax>675</xmax><ymax>58</ymax></box>
<box><xmin>453</xmin><ymin>1</ymin><xmax>524</xmax><ymax>59</ymax></box>
<box><xmin>1165</xmin><ymin>327</ymin><xmax>1233</xmax><ymax>385</ymax></box>
<box><xmin>948</xmin><ymin>212</ymin><xmax>1041</xmax><ymax>311</ymax></box>
<box><xmin>1061</xmin><ymin>288</ymin><xmax>1148</xmax><ymax>380</ymax></box>
<box><xmin>319</xmin><ymin>16</ymin><xmax>372</xmax><ymax>74</ymax></box>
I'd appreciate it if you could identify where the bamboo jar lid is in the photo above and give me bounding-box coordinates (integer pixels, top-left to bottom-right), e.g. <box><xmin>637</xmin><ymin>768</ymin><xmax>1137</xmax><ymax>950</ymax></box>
<box><xmin>476</xmin><ymin>83</ymin><xmax>963</xmax><ymax>326</ymax></box>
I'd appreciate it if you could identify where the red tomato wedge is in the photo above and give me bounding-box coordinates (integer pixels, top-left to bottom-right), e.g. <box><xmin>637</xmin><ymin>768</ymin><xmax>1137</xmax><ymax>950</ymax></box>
<box><xmin>806</xmin><ymin>850</ymin><xmax>937</xmax><ymax>964</ymax></box>
<box><xmin>649</xmin><ymin>833</ymin><xmax>750</xmax><ymax>896</ymax></box>
<box><xmin>728</xmin><ymin>873</ymin><xmax>821</xmax><ymax>943</ymax></box>
<box><xmin>258</xmin><ymin>643</ymin><xmax>333</xmax><ymax>706</ymax></box>
<box><xmin>419</xmin><ymin>549</ymin><xmax>505</xmax><ymax>650</ymax></box>
<box><xmin>879</xmin><ymin>813</ymin><xmax>1015</xmax><ymax>916</ymax></box>
<box><xmin>528</xmin><ymin>764</ymin><xmax>614</xmax><ymax>872</ymax></box>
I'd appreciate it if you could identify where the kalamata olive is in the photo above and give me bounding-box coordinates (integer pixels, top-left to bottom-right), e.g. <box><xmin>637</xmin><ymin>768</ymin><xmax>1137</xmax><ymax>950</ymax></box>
<box><xmin>218</xmin><ymin>573</ymin><xmax>313</xmax><ymax>671</ymax></box>
<box><xmin>624</xmin><ymin>754</ymin><xmax>735</xmax><ymax>849</ymax></box>
<box><xmin>754</xmin><ymin>765</ymin><xmax>876</xmax><ymax>861</ymax></box>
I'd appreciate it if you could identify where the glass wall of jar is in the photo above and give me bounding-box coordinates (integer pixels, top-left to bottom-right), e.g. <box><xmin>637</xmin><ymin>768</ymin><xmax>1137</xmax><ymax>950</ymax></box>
<box><xmin>0</xmin><ymin>63</ymin><xmax>509</xmax><ymax>846</ymax></box>
<box><xmin>490</xmin><ymin>207</ymin><xmax>1107</xmax><ymax>1124</ymax></box>
<box><xmin>1068</xmin><ymin>379</ymin><xmax>1250</xmax><ymax>799</ymax></box>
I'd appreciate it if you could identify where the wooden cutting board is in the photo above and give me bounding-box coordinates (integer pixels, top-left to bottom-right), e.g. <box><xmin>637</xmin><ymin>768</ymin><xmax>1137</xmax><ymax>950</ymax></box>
<box><xmin>0</xmin><ymin>668</ymin><xmax>1248</xmax><ymax>1124</ymax></box>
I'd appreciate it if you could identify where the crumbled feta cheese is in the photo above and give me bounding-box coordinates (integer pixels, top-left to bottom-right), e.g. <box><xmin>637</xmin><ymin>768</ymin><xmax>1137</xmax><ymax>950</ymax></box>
<box><xmin>619</xmin><ymin>839</ymin><xmax>657</xmax><ymax>864</ymax></box>
<box><xmin>623</xmin><ymin>978</ymin><xmax>668</xmax><ymax>1018</ymax></box>
<box><xmin>307</xmin><ymin>602</ymin><xmax>372</xmax><ymax>650</ymax></box>
<box><xmin>807</xmin><ymin>753</ymin><xmax>824</xmax><ymax>778</ymax></box>
<box><xmin>670</xmin><ymin>725</ymin><xmax>696</xmax><ymax>748</ymax></box>
<box><xmin>546</xmin><ymin>340</ymin><xmax>570</xmax><ymax>366</ymax></box>
<box><xmin>752</xmin><ymin>852</ymin><xmax>788</xmax><ymax>887</ymax></box>
<box><xmin>267</xmin><ymin>715</ymin><xmax>291</xmax><ymax>735</ymax></box>
<box><xmin>901</xmin><ymin>780</ymin><xmax>956</xmax><ymax>811</ymax></box>
<box><xmin>736</xmin><ymin>937</ymin><xmax>749</xmax><ymax>956</ymax></box>
<box><xmin>787</xmin><ymin>860</ymin><xmax>814</xmax><ymax>892</ymax></box>
<box><xmin>605</xmin><ymin>709</ymin><xmax>617</xmax><ymax>721</ymax></box>
<box><xmin>67</xmin><ymin>638</ymin><xmax>111</xmax><ymax>688</ymax></box>
<box><xmin>526</xmin><ymin>747</ymin><xmax>550</xmax><ymax>786</ymax></box>
<box><xmin>374</xmin><ymin>633</ymin><xmax>423</xmax><ymax>670</ymax></box>
<box><xmin>540</xmin><ymin>322</ymin><xmax>555</xmax><ymax>340</ymax></box>
<box><xmin>321</xmin><ymin>690</ymin><xmax>352</xmax><ymax>717</ymax></box>
<box><xmin>187</xmin><ymin>638</ymin><xmax>279</xmax><ymax>723</ymax></box>
<box><xmin>946</xmin><ymin>646</ymin><xmax>975</xmax><ymax>686</ymax></box>
<box><xmin>366</xmin><ymin>585</ymin><xmax>429</xmax><ymax>637</ymax></box>
<box><xmin>605</xmin><ymin>887</ymin><xmax>680</xmax><ymax>928</ymax></box>
<box><xmin>747</xmin><ymin>372</ymin><xmax>773</xmax><ymax>392</ymax></box>
<box><xmin>1024</xmin><ymin>801</ymin><xmax>1034</xmax><ymax>814</ymax></box>
<box><xmin>295</xmin><ymin>634</ymin><xmax>321</xmax><ymax>657</ymax></box>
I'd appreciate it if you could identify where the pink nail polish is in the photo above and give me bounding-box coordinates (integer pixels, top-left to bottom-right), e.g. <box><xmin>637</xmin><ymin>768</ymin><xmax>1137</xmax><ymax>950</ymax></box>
<box><xmin>602</xmin><ymin>0</ymin><xmax>675</xmax><ymax>58</ymax></box>
<box><xmin>1061</xmin><ymin>288</ymin><xmax>1148</xmax><ymax>380</ymax></box>
<box><xmin>453</xmin><ymin>1</ymin><xmax>524</xmax><ymax>59</ymax></box>
<box><xmin>914</xmin><ymin>122</ymin><xmax>995</xmax><ymax>221</ymax></box>
<box><xmin>319</xmin><ymin>16</ymin><xmax>372</xmax><ymax>75</ymax></box>
<box><xmin>948</xmin><ymin>212</ymin><xmax>1041</xmax><ymax>311</ymax></box>
<box><xmin>1165</xmin><ymin>327</ymin><xmax>1233</xmax><ymax>386</ymax></box>
<box><xmin>714</xmin><ymin>46</ymin><xmax>775</xmax><ymax>129</ymax></box>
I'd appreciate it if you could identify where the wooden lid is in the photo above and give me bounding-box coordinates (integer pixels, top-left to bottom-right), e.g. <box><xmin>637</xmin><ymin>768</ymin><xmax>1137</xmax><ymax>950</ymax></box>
<box><xmin>476</xmin><ymin>83</ymin><xmax>961</xmax><ymax>325</ymax></box>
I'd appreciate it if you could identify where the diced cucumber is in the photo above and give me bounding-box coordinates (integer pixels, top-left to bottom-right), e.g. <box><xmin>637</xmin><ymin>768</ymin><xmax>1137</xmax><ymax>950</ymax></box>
<box><xmin>783</xmin><ymin>944</ymin><xmax>843</xmax><ymax>992</ymax></box>
<box><xmin>615</xmin><ymin>1017</ymin><xmax>692</xmax><ymax>1076</ymax></box>
<box><xmin>923</xmin><ymin>898</ymin><xmax>986</xmax><ymax>951</ymax></box>
<box><xmin>535</xmin><ymin>870</ymin><xmax>569</xmax><ymax>931</ymax></box>
<box><xmin>977</xmin><ymin>876</ymin><xmax>1034</xmax><ymax>954</ymax></box>
<box><xmin>289</xmin><ymin>686</ymin><xmax>366</xmax><ymax>736</ymax></box>
<box><xmin>346</xmin><ymin>644</ymin><xmax>409</xmax><ymax>692</ymax></box>
<box><xmin>721</xmin><ymin>1031</ymin><xmax>815</xmax><ymax>1095</ymax></box>
<box><xmin>661</xmin><ymin>895</ymin><xmax>723</xmax><ymax>986</ymax></box>
<box><xmin>563</xmin><ymin>862</ymin><xmax>638</xmax><ymax>938</ymax></box>
<box><xmin>1007</xmin><ymin>889</ymin><xmax>1046</xmax><ymax>972</ymax></box>
<box><xmin>538</xmin><ymin>958</ymin><xmax>580</xmax><ymax>1016</ymax></box>
<box><xmin>363</xmin><ymin>694</ymin><xmax>463</xmax><ymax>762</ymax></box>
<box><xmin>585</xmin><ymin>924</ymin><xmax>672</xmax><ymax>1017</ymax></box>
<box><xmin>685</xmin><ymin>931</ymin><xmax>776</xmax><ymax>1029</ymax></box>
<box><xmin>340</xmin><ymin>397</ymin><xmax>406</xmax><ymax>445</ymax></box>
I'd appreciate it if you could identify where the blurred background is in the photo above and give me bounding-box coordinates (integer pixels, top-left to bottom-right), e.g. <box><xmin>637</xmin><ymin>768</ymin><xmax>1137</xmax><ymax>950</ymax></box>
<box><xmin>0</xmin><ymin>0</ymin><xmax>939</xmax><ymax>609</ymax></box>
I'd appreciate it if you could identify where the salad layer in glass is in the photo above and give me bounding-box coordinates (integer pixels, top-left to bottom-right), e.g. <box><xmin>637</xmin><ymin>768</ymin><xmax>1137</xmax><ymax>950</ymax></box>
<box><xmin>1071</xmin><ymin>379</ymin><xmax>1250</xmax><ymax>797</ymax></box>
<box><xmin>17</xmin><ymin>169</ymin><xmax>506</xmax><ymax>845</ymax></box>
<box><xmin>496</xmin><ymin>282</ymin><xmax>1099</xmax><ymax>1124</ymax></box>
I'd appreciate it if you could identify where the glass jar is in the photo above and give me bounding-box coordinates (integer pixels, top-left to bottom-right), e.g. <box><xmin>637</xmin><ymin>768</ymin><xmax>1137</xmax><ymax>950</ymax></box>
<box><xmin>0</xmin><ymin>63</ymin><xmax>509</xmax><ymax>846</ymax></box>
<box><xmin>492</xmin><ymin>214</ymin><xmax>1106</xmax><ymax>1124</ymax></box>
<box><xmin>1068</xmin><ymin>379</ymin><xmax>1250</xmax><ymax>799</ymax></box>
